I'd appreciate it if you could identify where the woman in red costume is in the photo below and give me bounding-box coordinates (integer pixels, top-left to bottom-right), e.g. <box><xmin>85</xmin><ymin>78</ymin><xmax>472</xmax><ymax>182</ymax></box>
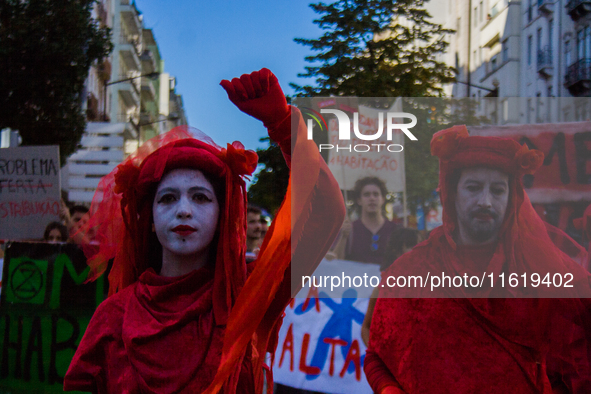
<box><xmin>364</xmin><ymin>126</ymin><xmax>591</xmax><ymax>393</ymax></box>
<box><xmin>63</xmin><ymin>69</ymin><xmax>345</xmax><ymax>393</ymax></box>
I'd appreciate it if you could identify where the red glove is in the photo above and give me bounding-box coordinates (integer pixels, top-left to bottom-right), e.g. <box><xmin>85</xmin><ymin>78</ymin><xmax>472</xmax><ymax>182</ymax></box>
<box><xmin>220</xmin><ymin>68</ymin><xmax>290</xmax><ymax>130</ymax></box>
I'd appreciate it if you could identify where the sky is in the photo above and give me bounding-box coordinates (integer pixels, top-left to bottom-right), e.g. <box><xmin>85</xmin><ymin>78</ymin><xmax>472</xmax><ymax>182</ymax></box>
<box><xmin>137</xmin><ymin>1</ymin><xmax>323</xmax><ymax>151</ymax></box>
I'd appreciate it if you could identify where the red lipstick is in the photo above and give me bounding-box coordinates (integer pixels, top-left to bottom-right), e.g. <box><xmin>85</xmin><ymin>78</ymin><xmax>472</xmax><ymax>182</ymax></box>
<box><xmin>172</xmin><ymin>225</ymin><xmax>196</xmax><ymax>237</ymax></box>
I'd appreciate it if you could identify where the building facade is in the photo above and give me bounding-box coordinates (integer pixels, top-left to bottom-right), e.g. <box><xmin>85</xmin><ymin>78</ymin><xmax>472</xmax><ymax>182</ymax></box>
<box><xmin>434</xmin><ymin>0</ymin><xmax>591</xmax><ymax>124</ymax></box>
<box><xmin>66</xmin><ymin>0</ymin><xmax>187</xmax><ymax>204</ymax></box>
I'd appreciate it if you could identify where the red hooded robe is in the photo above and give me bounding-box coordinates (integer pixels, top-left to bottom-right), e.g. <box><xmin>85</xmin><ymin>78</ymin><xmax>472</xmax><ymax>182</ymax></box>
<box><xmin>63</xmin><ymin>70</ymin><xmax>345</xmax><ymax>393</ymax></box>
<box><xmin>364</xmin><ymin>126</ymin><xmax>591</xmax><ymax>394</ymax></box>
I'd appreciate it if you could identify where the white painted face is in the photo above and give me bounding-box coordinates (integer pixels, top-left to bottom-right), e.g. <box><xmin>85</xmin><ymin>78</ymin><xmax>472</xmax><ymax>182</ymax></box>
<box><xmin>153</xmin><ymin>169</ymin><xmax>220</xmax><ymax>262</ymax></box>
<box><xmin>357</xmin><ymin>184</ymin><xmax>385</xmax><ymax>215</ymax></box>
<box><xmin>455</xmin><ymin>167</ymin><xmax>509</xmax><ymax>245</ymax></box>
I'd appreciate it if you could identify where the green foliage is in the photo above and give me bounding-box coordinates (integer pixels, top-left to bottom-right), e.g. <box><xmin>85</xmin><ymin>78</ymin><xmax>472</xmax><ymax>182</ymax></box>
<box><xmin>289</xmin><ymin>0</ymin><xmax>459</xmax><ymax>226</ymax></box>
<box><xmin>0</xmin><ymin>0</ymin><xmax>113</xmax><ymax>165</ymax></box>
<box><xmin>291</xmin><ymin>0</ymin><xmax>456</xmax><ymax>97</ymax></box>
<box><xmin>247</xmin><ymin>137</ymin><xmax>290</xmax><ymax>215</ymax></box>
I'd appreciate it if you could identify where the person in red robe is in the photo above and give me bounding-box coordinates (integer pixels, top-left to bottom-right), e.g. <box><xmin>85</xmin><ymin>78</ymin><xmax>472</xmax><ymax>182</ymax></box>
<box><xmin>62</xmin><ymin>69</ymin><xmax>345</xmax><ymax>393</ymax></box>
<box><xmin>364</xmin><ymin>125</ymin><xmax>591</xmax><ymax>393</ymax></box>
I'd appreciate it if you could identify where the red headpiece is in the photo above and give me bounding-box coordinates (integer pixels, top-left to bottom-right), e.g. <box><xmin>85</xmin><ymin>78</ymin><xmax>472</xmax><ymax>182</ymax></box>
<box><xmin>430</xmin><ymin>124</ymin><xmax>544</xmax><ymax>249</ymax></box>
<box><xmin>83</xmin><ymin>126</ymin><xmax>257</xmax><ymax>324</ymax></box>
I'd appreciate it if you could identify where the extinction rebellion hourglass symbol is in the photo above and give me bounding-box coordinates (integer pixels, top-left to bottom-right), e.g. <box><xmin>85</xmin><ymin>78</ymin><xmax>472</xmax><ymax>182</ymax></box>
<box><xmin>10</xmin><ymin>260</ymin><xmax>44</xmax><ymax>301</ymax></box>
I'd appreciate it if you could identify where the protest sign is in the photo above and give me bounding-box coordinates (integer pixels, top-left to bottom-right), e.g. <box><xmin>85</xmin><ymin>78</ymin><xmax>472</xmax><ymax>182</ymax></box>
<box><xmin>273</xmin><ymin>259</ymin><xmax>380</xmax><ymax>393</ymax></box>
<box><xmin>469</xmin><ymin>122</ymin><xmax>591</xmax><ymax>203</ymax></box>
<box><xmin>0</xmin><ymin>242</ymin><xmax>105</xmax><ymax>392</ymax></box>
<box><xmin>0</xmin><ymin>146</ymin><xmax>61</xmax><ymax>240</ymax></box>
<box><xmin>326</xmin><ymin>102</ymin><xmax>406</xmax><ymax>193</ymax></box>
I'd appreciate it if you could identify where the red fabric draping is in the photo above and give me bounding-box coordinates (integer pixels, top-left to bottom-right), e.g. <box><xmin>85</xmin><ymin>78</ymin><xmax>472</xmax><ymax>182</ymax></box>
<box><xmin>64</xmin><ymin>106</ymin><xmax>345</xmax><ymax>392</ymax></box>
<box><xmin>364</xmin><ymin>126</ymin><xmax>591</xmax><ymax>393</ymax></box>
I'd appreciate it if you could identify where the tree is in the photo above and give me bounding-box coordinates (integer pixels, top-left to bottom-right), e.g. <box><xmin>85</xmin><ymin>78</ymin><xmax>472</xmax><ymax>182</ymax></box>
<box><xmin>289</xmin><ymin>0</ymin><xmax>481</xmax><ymax>228</ymax></box>
<box><xmin>0</xmin><ymin>0</ymin><xmax>112</xmax><ymax>164</ymax></box>
<box><xmin>247</xmin><ymin>137</ymin><xmax>290</xmax><ymax>215</ymax></box>
<box><xmin>291</xmin><ymin>0</ymin><xmax>455</xmax><ymax>97</ymax></box>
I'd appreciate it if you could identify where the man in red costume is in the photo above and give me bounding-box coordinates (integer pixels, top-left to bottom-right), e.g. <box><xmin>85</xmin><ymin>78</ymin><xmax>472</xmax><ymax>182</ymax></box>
<box><xmin>364</xmin><ymin>125</ymin><xmax>591</xmax><ymax>393</ymax></box>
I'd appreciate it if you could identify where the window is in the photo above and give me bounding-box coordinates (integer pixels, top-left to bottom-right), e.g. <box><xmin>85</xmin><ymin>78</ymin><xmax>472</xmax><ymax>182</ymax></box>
<box><xmin>547</xmin><ymin>86</ymin><xmax>553</xmax><ymax>97</ymax></box>
<box><xmin>536</xmin><ymin>28</ymin><xmax>542</xmax><ymax>66</ymax></box>
<box><xmin>474</xmin><ymin>7</ymin><xmax>478</xmax><ymax>27</ymax></box>
<box><xmin>527</xmin><ymin>98</ymin><xmax>532</xmax><ymax>123</ymax></box>
<box><xmin>586</xmin><ymin>26</ymin><xmax>591</xmax><ymax>60</ymax></box>
<box><xmin>457</xmin><ymin>17</ymin><xmax>461</xmax><ymax>36</ymax></box>
<box><xmin>536</xmin><ymin>92</ymin><xmax>542</xmax><ymax>123</ymax></box>
<box><xmin>527</xmin><ymin>0</ymin><xmax>532</xmax><ymax>22</ymax></box>
<box><xmin>473</xmin><ymin>50</ymin><xmax>477</xmax><ymax>67</ymax></box>
<box><xmin>480</xmin><ymin>1</ymin><xmax>484</xmax><ymax>22</ymax></box>
<box><xmin>491</xmin><ymin>2</ymin><xmax>499</xmax><ymax>18</ymax></box>
<box><xmin>548</xmin><ymin>19</ymin><xmax>553</xmax><ymax>49</ymax></box>
<box><xmin>565</xmin><ymin>40</ymin><xmax>572</xmax><ymax>67</ymax></box>
<box><xmin>491</xmin><ymin>54</ymin><xmax>498</xmax><ymax>70</ymax></box>
<box><xmin>502</xmin><ymin>40</ymin><xmax>509</xmax><ymax>62</ymax></box>
<box><xmin>578</xmin><ymin>29</ymin><xmax>585</xmax><ymax>61</ymax></box>
<box><xmin>527</xmin><ymin>35</ymin><xmax>533</xmax><ymax>65</ymax></box>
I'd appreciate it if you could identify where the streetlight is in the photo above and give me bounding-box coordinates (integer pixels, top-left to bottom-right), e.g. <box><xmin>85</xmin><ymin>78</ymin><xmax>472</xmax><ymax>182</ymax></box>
<box><xmin>137</xmin><ymin>113</ymin><xmax>181</xmax><ymax>128</ymax></box>
<box><xmin>102</xmin><ymin>71</ymin><xmax>160</xmax><ymax>121</ymax></box>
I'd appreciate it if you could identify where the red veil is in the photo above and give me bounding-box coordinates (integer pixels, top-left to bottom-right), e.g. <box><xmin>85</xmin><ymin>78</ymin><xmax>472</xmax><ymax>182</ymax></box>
<box><xmin>366</xmin><ymin>126</ymin><xmax>591</xmax><ymax>393</ymax></box>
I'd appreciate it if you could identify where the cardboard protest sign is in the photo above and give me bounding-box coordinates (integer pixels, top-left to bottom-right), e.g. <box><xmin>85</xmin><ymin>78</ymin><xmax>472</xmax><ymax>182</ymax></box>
<box><xmin>327</xmin><ymin>103</ymin><xmax>406</xmax><ymax>193</ymax></box>
<box><xmin>0</xmin><ymin>146</ymin><xmax>61</xmax><ymax>240</ymax></box>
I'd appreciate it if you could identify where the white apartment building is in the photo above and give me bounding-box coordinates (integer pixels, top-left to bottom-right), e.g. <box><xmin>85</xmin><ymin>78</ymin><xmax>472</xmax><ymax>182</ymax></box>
<box><xmin>432</xmin><ymin>0</ymin><xmax>591</xmax><ymax>125</ymax></box>
<box><xmin>67</xmin><ymin>0</ymin><xmax>187</xmax><ymax>204</ymax></box>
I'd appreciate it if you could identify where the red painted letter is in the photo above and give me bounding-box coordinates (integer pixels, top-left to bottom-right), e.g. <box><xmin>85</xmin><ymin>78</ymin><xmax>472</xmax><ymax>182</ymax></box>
<box><xmin>279</xmin><ymin>324</ymin><xmax>294</xmax><ymax>371</ymax></box>
<box><xmin>323</xmin><ymin>338</ymin><xmax>347</xmax><ymax>376</ymax></box>
<box><xmin>299</xmin><ymin>333</ymin><xmax>321</xmax><ymax>375</ymax></box>
<box><xmin>339</xmin><ymin>339</ymin><xmax>361</xmax><ymax>381</ymax></box>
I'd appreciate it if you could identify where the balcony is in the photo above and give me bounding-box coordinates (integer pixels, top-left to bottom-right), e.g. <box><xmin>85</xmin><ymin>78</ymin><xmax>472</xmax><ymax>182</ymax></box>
<box><xmin>141</xmin><ymin>78</ymin><xmax>156</xmax><ymax>103</ymax></box>
<box><xmin>565</xmin><ymin>58</ymin><xmax>591</xmax><ymax>95</ymax></box>
<box><xmin>537</xmin><ymin>46</ymin><xmax>553</xmax><ymax>78</ymax></box>
<box><xmin>115</xmin><ymin>77</ymin><xmax>140</xmax><ymax>107</ymax></box>
<box><xmin>139</xmin><ymin>111</ymin><xmax>152</xmax><ymax>125</ymax></box>
<box><xmin>538</xmin><ymin>0</ymin><xmax>554</xmax><ymax>15</ymax></box>
<box><xmin>140</xmin><ymin>49</ymin><xmax>157</xmax><ymax>74</ymax></box>
<box><xmin>566</xmin><ymin>0</ymin><xmax>591</xmax><ymax>21</ymax></box>
<box><xmin>119</xmin><ymin>34</ymin><xmax>141</xmax><ymax>71</ymax></box>
<box><xmin>120</xmin><ymin>1</ymin><xmax>142</xmax><ymax>36</ymax></box>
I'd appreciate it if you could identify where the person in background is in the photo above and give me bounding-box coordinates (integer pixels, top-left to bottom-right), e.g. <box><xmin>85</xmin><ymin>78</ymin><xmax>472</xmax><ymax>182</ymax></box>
<box><xmin>246</xmin><ymin>204</ymin><xmax>263</xmax><ymax>254</ymax></box>
<box><xmin>361</xmin><ymin>227</ymin><xmax>422</xmax><ymax>346</ymax></box>
<box><xmin>69</xmin><ymin>205</ymin><xmax>89</xmax><ymax>229</ymax></box>
<box><xmin>59</xmin><ymin>197</ymin><xmax>71</xmax><ymax>226</ymax></box>
<box><xmin>331</xmin><ymin>176</ymin><xmax>399</xmax><ymax>265</ymax></box>
<box><xmin>260</xmin><ymin>214</ymin><xmax>269</xmax><ymax>239</ymax></box>
<box><xmin>68</xmin><ymin>205</ymin><xmax>97</xmax><ymax>245</ymax></box>
<box><xmin>43</xmin><ymin>221</ymin><xmax>68</xmax><ymax>243</ymax></box>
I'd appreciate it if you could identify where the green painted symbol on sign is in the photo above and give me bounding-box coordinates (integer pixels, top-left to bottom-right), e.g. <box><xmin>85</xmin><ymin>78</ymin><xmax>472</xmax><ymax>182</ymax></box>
<box><xmin>10</xmin><ymin>261</ymin><xmax>43</xmax><ymax>301</ymax></box>
<box><xmin>5</xmin><ymin>257</ymin><xmax>48</xmax><ymax>305</ymax></box>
